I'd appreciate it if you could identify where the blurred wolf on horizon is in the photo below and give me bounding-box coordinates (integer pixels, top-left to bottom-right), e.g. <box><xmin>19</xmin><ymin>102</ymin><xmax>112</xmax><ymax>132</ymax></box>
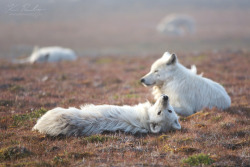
<box><xmin>13</xmin><ymin>46</ymin><xmax>77</xmax><ymax>64</ymax></box>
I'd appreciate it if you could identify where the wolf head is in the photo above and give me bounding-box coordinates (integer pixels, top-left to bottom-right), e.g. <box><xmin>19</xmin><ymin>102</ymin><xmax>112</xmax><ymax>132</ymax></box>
<box><xmin>148</xmin><ymin>94</ymin><xmax>181</xmax><ymax>133</ymax></box>
<box><xmin>141</xmin><ymin>52</ymin><xmax>178</xmax><ymax>87</ymax></box>
<box><xmin>30</xmin><ymin>49</ymin><xmax>50</xmax><ymax>63</ymax></box>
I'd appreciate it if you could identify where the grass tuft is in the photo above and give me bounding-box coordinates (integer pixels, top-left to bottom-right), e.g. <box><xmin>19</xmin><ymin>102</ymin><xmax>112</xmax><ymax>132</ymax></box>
<box><xmin>158</xmin><ymin>135</ymin><xmax>170</xmax><ymax>141</ymax></box>
<box><xmin>211</xmin><ymin>115</ymin><xmax>223</xmax><ymax>122</ymax></box>
<box><xmin>177</xmin><ymin>137</ymin><xmax>193</xmax><ymax>144</ymax></box>
<box><xmin>12</xmin><ymin>108</ymin><xmax>47</xmax><ymax>126</ymax></box>
<box><xmin>181</xmin><ymin>153</ymin><xmax>214</xmax><ymax>166</ymax></box>
<box><xmin>184</xmin><ymin>111</ymin><xmax>210</xmax><ymax>121</ymax></box>
<box><xmin>163</xmin><ymin>145</ymin><xmax>176</xmax><ymax>153</ymax></box>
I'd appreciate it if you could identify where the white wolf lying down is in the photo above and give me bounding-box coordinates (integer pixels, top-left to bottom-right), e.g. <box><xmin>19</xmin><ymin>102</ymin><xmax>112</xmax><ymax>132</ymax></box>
<box><xmin>141</xmin><ymin>52</ymin><xmax>231</xmax><ymax>116</ymax></box>
<box><xmin>14</xmin><ymin>46</ymin><xmax>77</xmax><ymax>64</ymax></box>
<box><xmin>33</xmin><ymin>95</ymin><xmax>181</xmax><ymax>137</ymax></box>
<box><xmin>157</xmin><ymin>14</ymin><xmax>195</xmax><ymax>36</ymax></box>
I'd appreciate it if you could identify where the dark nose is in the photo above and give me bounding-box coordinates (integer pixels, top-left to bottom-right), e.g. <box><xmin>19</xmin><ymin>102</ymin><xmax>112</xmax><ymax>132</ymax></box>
<box><xmin>163</xmin><ymin>95</ymin><xmax>169</xmax><ymax>101</ymax></box>
<box><xmin>140</xmin><ymin>78</ymin><xmax>145</xmax><ymax>83</ymax></box>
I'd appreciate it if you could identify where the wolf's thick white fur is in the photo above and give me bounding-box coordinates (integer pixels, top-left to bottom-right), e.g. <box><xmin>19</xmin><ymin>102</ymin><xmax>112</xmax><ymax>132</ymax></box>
<box><xmin>33</xmin><ymin>95</ymin><xmax>181</xmax><ymax>137</ymax></box>
<box><xmin>14</xmin><ymin>46</ymin><xmax>77</xmax><ymax>64</ymax></box>
<box><xmin>141</xmin><ymin>52</ymin><xmax>231</xmax><ymax>116</ymax></box>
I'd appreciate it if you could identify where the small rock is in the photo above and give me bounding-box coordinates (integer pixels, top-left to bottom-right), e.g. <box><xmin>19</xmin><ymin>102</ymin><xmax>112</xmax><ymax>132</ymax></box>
<box><xmin>42</xmin><ymin>76</ymin><xmax>49</xmax><ymax>82</ymax></box>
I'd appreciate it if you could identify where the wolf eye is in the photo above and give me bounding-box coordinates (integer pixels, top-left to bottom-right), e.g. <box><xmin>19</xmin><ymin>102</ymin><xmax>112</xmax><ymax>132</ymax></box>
<box><xmin>157</xmin><ymin>110</ymin><xmax>161</xmax><ymax>115</ymax></box>
<box><xmin>168</xmin><ymin>110</ymin><xmax>172</xmax><ymax>113</ymax></box>
<box><xmin>154</xmin><ymin>70</ymin><xmax>158</xmax><ymax>73</ymax></box>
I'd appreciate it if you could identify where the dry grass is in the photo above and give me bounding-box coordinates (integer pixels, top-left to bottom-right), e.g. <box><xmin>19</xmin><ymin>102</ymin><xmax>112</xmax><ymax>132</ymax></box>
<box><xmin>0</xmin><ymin>51</ymin><xmax>249</xmax><ymax>166</ymax></box>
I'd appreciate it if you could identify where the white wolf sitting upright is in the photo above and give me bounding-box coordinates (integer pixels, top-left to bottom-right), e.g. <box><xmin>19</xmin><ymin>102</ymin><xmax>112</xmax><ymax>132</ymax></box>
<box><xmin>33</xmin><ymin>95</ymin><xmax>181</xmax><ymax>137</ymax></box>
<box><xmin>141</xmin><ymin>52</ymin><xmax>231</xmax><ymax>116</ymax></box>
<box><xmin>14</xmin><ymin>46</ymin><xmax>77</xmax><ymax>64</ymax></box>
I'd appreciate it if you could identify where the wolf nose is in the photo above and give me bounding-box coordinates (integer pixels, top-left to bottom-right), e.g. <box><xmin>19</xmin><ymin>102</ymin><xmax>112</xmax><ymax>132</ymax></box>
<box><xmin>140</xmin><ymin>78</ymin><xmax>145</xmax><ymax>83</ymax></box>
<box><xmin>163</xmin><ymin>95</ymin><xmax>169</xmax><ymax>101</ymax></box>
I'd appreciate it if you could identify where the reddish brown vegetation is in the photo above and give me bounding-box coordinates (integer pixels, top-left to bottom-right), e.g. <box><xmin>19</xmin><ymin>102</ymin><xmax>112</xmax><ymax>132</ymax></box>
<box><xmin>0</xmin><ymin>51</ymin><xmax>249</xmax><ymax>166</ymax></box>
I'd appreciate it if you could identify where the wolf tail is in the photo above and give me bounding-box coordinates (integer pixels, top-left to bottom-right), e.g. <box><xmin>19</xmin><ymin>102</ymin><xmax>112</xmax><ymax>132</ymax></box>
<box><xmin>12</xmin><ymin>57</ymin><xmax>31</xmax><ymax>64</ymax></box>
<box><xmin>32</xmin><ymin>107</ymin><xmax>86</xmax><ymax>136</ymax></box>
<box><xmin>190</xmin><ymin>65</ymin><xmax>203</xmax><ymax>76</ymax></box>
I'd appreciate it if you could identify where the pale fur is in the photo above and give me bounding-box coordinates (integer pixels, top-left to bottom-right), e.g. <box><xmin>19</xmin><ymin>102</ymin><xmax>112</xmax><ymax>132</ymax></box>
<box><xmin>157</xmin><ymin>14</ymin><xmax>195</xmax><ymax>36</ymax></box>
<box><xmin>14</xmin><ymin>46</ymin><xmax>77</xmax><ymax>64</ymax></box>
<box><xmin>32</xmin><ymin>95</ymin><xmax>181</xmax><ymax>137</ymax></box>
<box><xmin>141</xmin><ymin>52</ymin><xmax>231</xmax><ymax>116</ymax></box>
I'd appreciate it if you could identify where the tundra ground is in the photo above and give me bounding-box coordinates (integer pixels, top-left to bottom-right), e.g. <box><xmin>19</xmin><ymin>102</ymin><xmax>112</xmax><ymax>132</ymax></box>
<box><xmin>0</xmin><ymin>51</ymin><xmax>249</xmax><ymax>166</ymax></box>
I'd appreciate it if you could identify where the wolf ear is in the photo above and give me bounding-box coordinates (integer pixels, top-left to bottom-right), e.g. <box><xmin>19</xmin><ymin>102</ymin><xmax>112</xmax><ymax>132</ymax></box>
<box><xmin>45</xmin><ymin>54</ymin><xmax>49</xmax><ymax>60</ymax></box>
<box><xmin>166</xmin><ymin>54</ymin><xmax>177</xmax><ymax>65</ymax></box>
<box><xmin>150</xmin><ymin>123</ymin><xmax>161</xmax><ymax>133</ymax></box>
<box><xmin>172</xmin><ymin>120</ymin><xmax>181</xmax><ymax>130</ymax></box>
<box><xmin>32</xmin><ymin>46</ymin><xmax>39</xmax><ymax>53</ymax></box>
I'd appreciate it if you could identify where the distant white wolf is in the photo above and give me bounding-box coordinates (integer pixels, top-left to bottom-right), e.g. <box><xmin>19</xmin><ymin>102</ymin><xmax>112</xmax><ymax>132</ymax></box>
<box><xmin>141</xmin><ymin>52</ymin><xmax>231</xmax><ymax>116</ymax></box>
<box><xmin>157</xmin><ymin>14</ymin><xmax>195</xmax><ymax>36</ymax></box>
<box><xmin>13</xmin><ymin>46</ymin><xmax>77</xmax><ymax>64</ymax></box>
<box><xmin>33</xmin><ymin>95</ymin><xmax>181</xmax><ymax>136</ymax></box>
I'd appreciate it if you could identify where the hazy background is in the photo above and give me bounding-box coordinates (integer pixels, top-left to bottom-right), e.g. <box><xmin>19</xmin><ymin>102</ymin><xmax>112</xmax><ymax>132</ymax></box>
<box><xmin>0</xmin><ymin>0</ymin><xmax>250</xmax><ymax>58</ymax></box>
